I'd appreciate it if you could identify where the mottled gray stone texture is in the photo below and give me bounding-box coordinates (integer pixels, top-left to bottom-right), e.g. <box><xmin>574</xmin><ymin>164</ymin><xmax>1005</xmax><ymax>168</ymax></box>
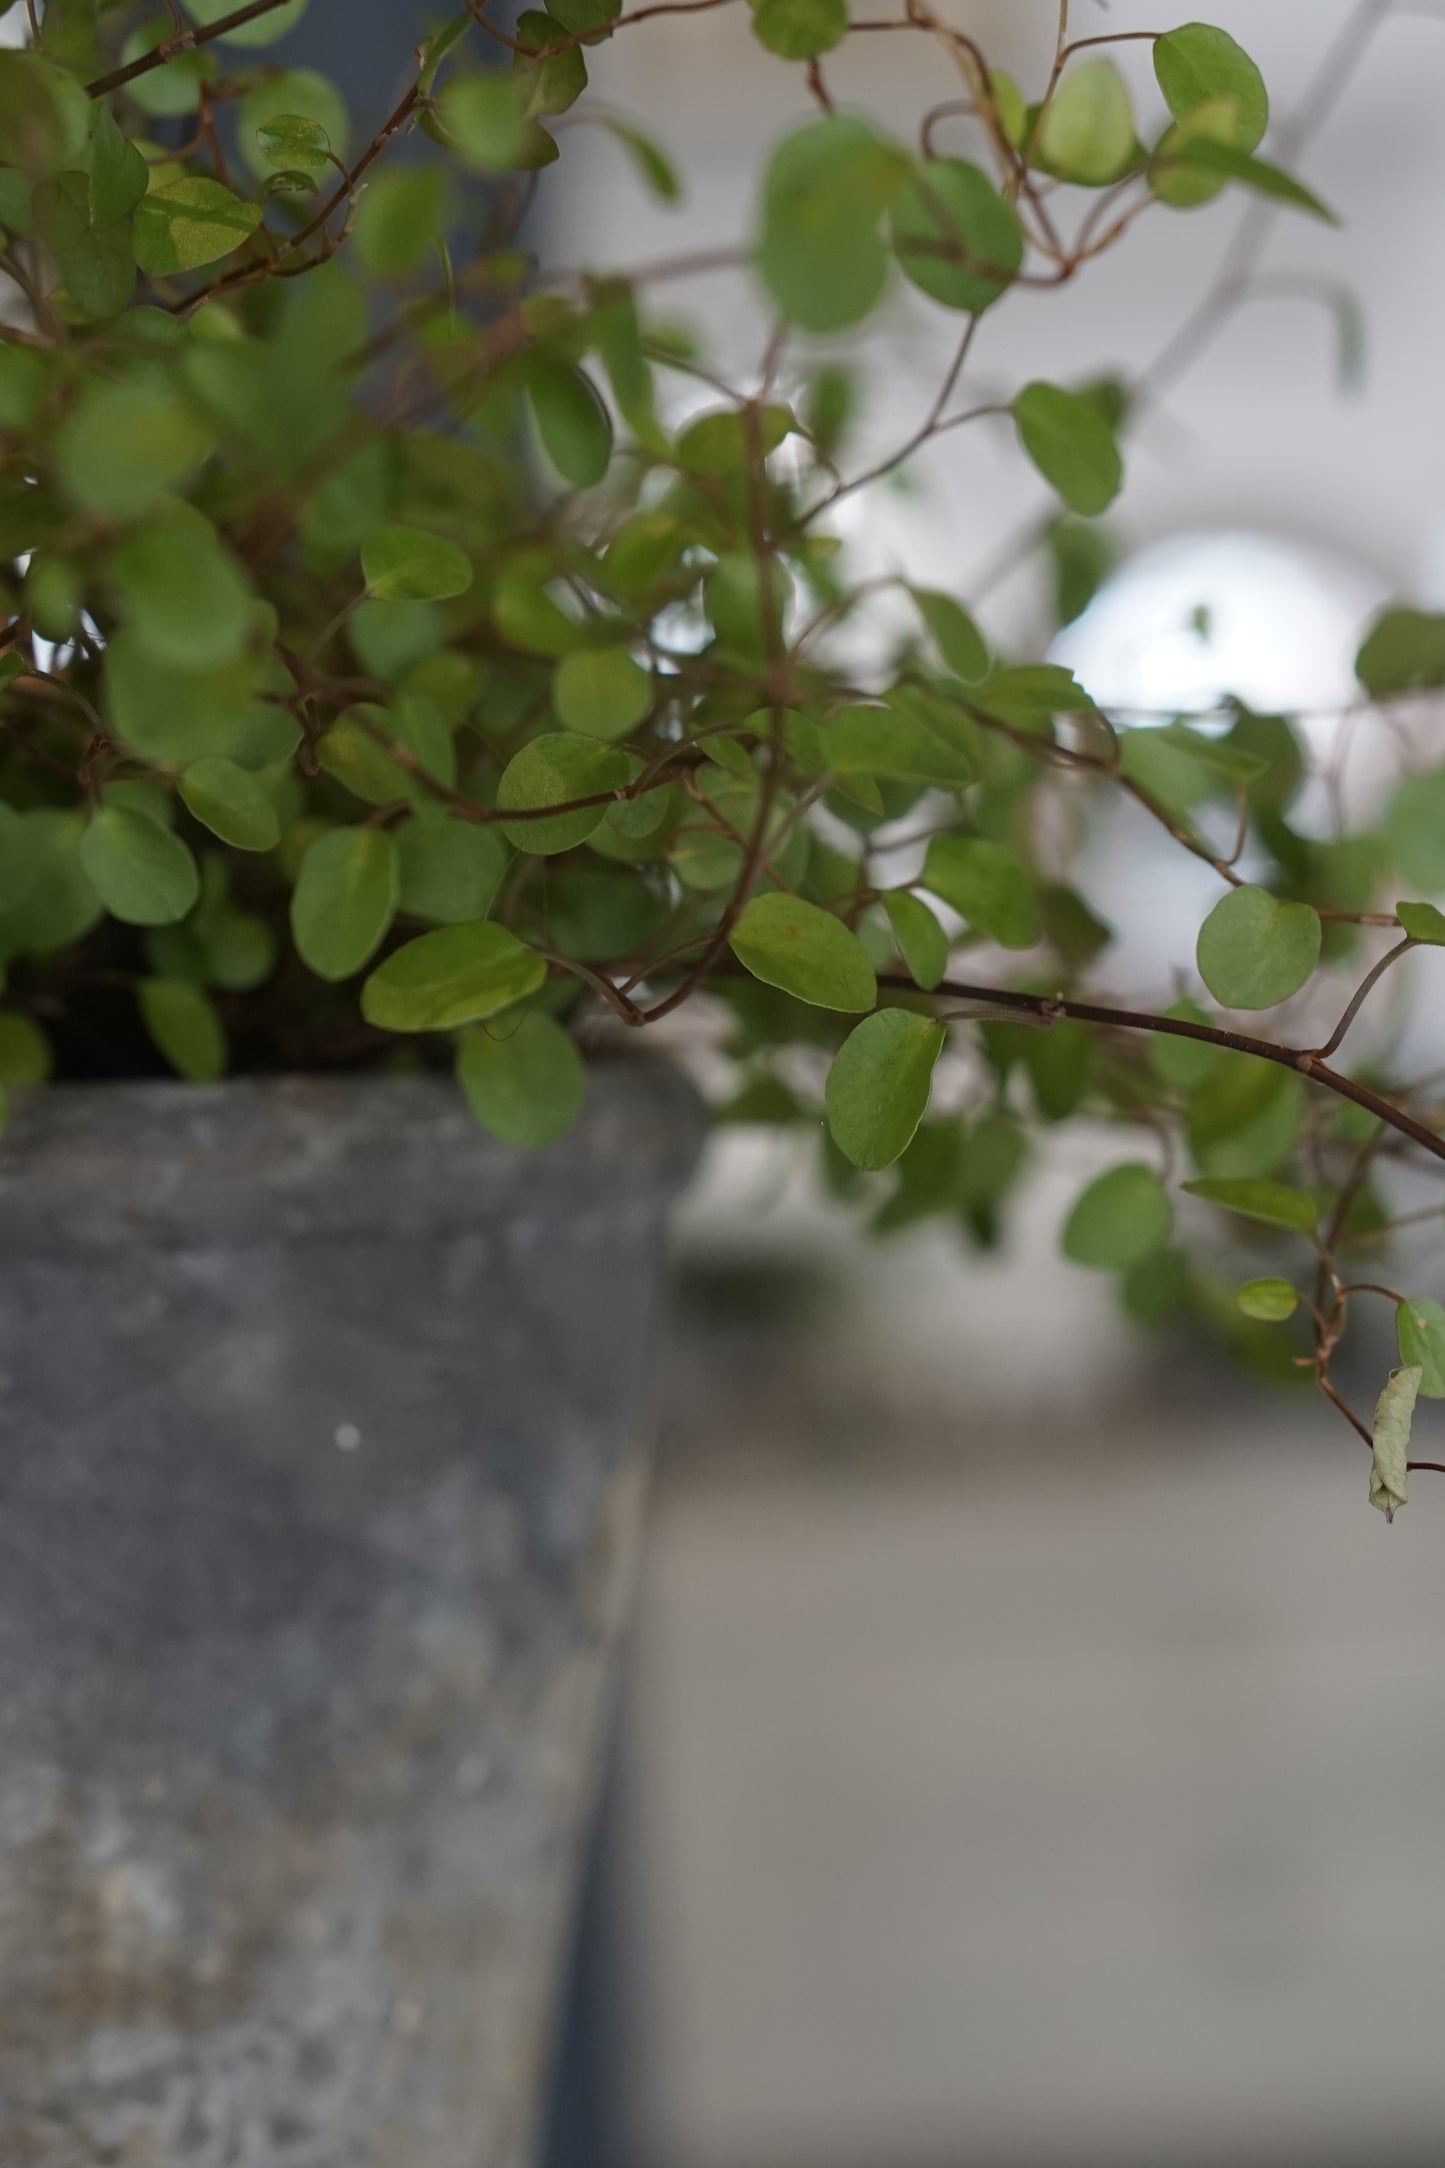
<box><xmin>0</xmin><ymin>1065</ymin><xmax>702</xmax><ymax>2168</ymax></box>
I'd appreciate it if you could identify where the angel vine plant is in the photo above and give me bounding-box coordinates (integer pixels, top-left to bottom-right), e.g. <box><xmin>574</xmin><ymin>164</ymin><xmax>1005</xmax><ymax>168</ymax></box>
<box><xmin>2</xmin><ymin>0</ymin><xmax>1444</xmax><ymax>1507</ymax></box>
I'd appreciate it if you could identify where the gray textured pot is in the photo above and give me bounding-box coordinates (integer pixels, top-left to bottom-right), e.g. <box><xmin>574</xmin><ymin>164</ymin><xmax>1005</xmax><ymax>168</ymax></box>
<box><xmin>0</xmin><ymin>1065</ymin><xmax>703</xmax><ymax>2168</ymax></box>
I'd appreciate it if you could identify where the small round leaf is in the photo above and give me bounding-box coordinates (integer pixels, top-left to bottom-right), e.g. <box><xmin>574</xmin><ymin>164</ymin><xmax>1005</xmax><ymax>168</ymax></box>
<box><xmin>1014</xmin><ymin>381</ymin><xmax>1123</xmax><ymax>516</ymax></box>
<box><xmin>752</xmin><ymin>0</ymin><xmax>847</xmax><ymax>62</ymax></box>
<box><xmin>1196</xmin><ymin>885</ymin><xmax>1321</xmax><ymax>1009</ymax></box>
<box><xmin>825</xmin><ymin>1007</ymin><xmax>946</xmax><ymax>1169</ymax></box>
<box><xmin>553</xmin><ymin>648</ymin><xmax>652</xmax><ymax>740</ymax></box>
<box><xmin>1397</xmin><ymin>1296</ymin><xmax>1445</xmax><ymax>1399</ymax></box>
<box><xmin>889</xmin><ymin>157</ymin><xmax>1024</xmax><ymax>314</ymax></box>
<box><xmin>1154</xmin><ymin>23</ymin><xmax>1268</xmax><ymax>150</ymax></box>
<box><xmin>1236</xmin><ymin>1278</ymin><xmax>1299</xmax><ymax>1322</ymax></box>
<box><xmin>138</xmin><ymin>978</ymin><xmax>226</xmax><ymax>1081</ymax></box>
<box><xmin>1037</xmin><ymin>59</ymin><xmax>1136</xmax><ymax>185</ymax></box>
<box><xmin>363</xmin><ymin>525</ymin><xmax>473</xmax><ymax>603</ymax></box>
<box><xmin>457</xmin><ymin>1010</ymin><xmax>585</xmax><ymax>1145</ymax></box>
<box><xmin>497</xmin><ymin>732</ymin><xmax>631</xmax><ymax>854</ymax></box>
<box><xmin>1062</xmin><ymin>1162</ymin><xmax>1172</xmax><ymax>1269</ymax></box>
<box><xmin>179</xmin><ymin>758</ymin><xmax>281</xmax><ymax>852</ymax></box>
<box><xmin>361</xmin><ymin>921</ymin><xmax>546</xmax><ymax>1032</ymax></box>
<box><xmin>133</xmin><ymin>177</ymin><xmax>263</xmax><ymax>275</ymax></box>
<box><xmin>80</xmin><ymin>805</ymin><xmax>200</xmax><ymax>927</ymax></box>
<box><xmin>729</xmin><ymin>892</ymin><xmax>877</xmax><ymax>1012</ymax></box>
<box><xmin>290</xmin><ymin>828</ymin><xmax>398</xmax><ymax>980</ymax></box>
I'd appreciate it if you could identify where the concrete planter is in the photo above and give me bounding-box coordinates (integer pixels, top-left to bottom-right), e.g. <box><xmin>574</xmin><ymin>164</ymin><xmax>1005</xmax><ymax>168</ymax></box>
<box><xmin>0</xmin><ymin>1066</ymin><xmax>702</xmax><ymax>2168</ymax></box>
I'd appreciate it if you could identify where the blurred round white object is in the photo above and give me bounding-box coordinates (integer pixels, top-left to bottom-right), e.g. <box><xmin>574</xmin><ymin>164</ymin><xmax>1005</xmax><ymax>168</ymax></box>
<box><xmin>1049</xmin><ymin>533</ymin><xmax>1392</xmax><ymax>985</ymax></box>
<box><xmin>1049</xmin><ymin>530</ymin><xmax>1386</xmax><ymax>730</ymax></box>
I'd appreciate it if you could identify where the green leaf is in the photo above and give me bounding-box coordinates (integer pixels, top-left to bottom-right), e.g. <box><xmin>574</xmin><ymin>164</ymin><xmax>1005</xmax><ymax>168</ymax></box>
<box><xmin>513</xmin><ymin>8</ymin><xmax>587</xmax><ymax>118</ymax></box>
<box><xmin>1397</xmin><ymin>899</ymin><xmax>1445</xmax><ymax>945</ymax></box>
<box><xmin>494</xmin><ymin>571</ymin><xmax>587</xmax><ymax>655</ymax></box>
<box><xmin>1397</xmin><ymin>1298</ymin><xmax>1445</xmax><ymax>1399</ymax></box>
<box><xmin>553</xmin><ymin>648</ymin><xmax>651</xmax><ymax>739</ymax></box>
<box><xmin>255</xmin><ymin>113</ymin><xmax>332</xmax><ymax>171</ymax></box>
<box><xmin>729</xmin><ymin>891</ymin><xmax>877</xmax><ymax>1011</ymax></box>
<box><xmin>361</xmin><ymin>920</ymin><xmax>546</xmax><ymax>1031</ymax></box>
<box><xmin>0</xmin><ymin>809</ymin><xmax>103</xmax><ymax>957</ymax></box>
<box><xmin>420</xmin><ymin>11</ymin><xmax>474</xmax><ymax>88</ymax></box>
<box><xmin>1370</xmin><ymin>1364</ymin><xmax>1420</xmax><ymax>1520</ymax></box>
<box><xmin>356</xmin><ymin>164</ymin><xmax>448</xmax><ymax>276</ymax></box>
<box><xmin>1356</xmin><ymin>607</ymin><xmax>1445</xmax><ymax>696</ymax></box>
<box><xmin>752</xmin><ymin>0</ymin><xmax>847</xmax><ymax>61</ymax></box>
<box><xmin>179</xmin><ymin>758</ymin><xmax>280</xmax><ymax>852</ymax></box>
<box><xmin>0</xmin><ymin>802</ymin><xmax>42</xmax><ymax>913</ymax></box>
<box><xmin>1386</xmin><ymin>774</ymin><xmax>1445</xmax><ymax>892</ymax></box>
<box><xmin>397</xmin><ymin>817</ymin><xmax>507</xmax><ymax>923</ymax></box>
<box><xmin>1148</xmin><ymin>997</ymin><xmax>1222</xmax><ymax>1088</ymax></box>
<box><xmin>921</xmin><ymin>835</ymin><xmax>1038</xmax><ymax>949</ymax></box>
<box><xmin>0</xmin><ymin>165</ymin><xmax>31</xmax><ymax>238</ymax></box>
<box><xmin>759</xmin><ymin>115</ymin><xmax>909</xmax><ymax>333</ymax></box>
<box><xmin>436</xmin><ymin>73</ymin><xmax>529</xmax><ymax>171</ymax></box>
<box><xmin>239</xmin><ymin>68</ymin><xmax>351</xmax><ymax>179</ymax></box>
<box><xmin>825</xmin><ymin>1007</ymin><xmax>946</xmax><ymax>1169</ymax></box>
<box><xmin>0</xmin><ymin>1010</ymin><xmax>51</xmax><ymax>1085</ymax></box>
<box><xmin>1237</xmin><ymin>1277</ymin><xmax>1299</xmax><ymax>1322</ymax></box>
<box><xmin>319</xmin><ymin>717</ymin><xmax>407</xmax><ymax>806</ymax></box>
<box><xmin>1182</xmin><ymin>1175</ymin><xmax>1317</xmax><ymax>1235</ymax></box>
<box><xmin>1037</xmin><ymin>59</ymin><xmax>1136</xmax><ymax>185</ymax></box>
<box><xmin>80</xmin><ymin>805</ymin><xmax>200</xmax><ymax>927</ymax></box>
<box><xmin>600</xmin><ymin>116</ymin><xmax>680</xmax><ymax>200</ymax></box>
<box><xmin>457</xmin><ymin>1010</ymin><xmax>585</xmax><ymax>1144</ymax></box>
<box><xmin>133</xmin><ymin>176</ymin><xmax>263</xmax><ymax>275</ymax></box>
<box><xmin>889</xmin><ymin>156</ymin><xmax>1024</xmax><ymax>314</ymax></box>
<box><xmin>1152</xmin><ymin>720</ymin><xmax>1266</xmax><ymax>783</ymax></box>
<box><xmin>0</xmin><ymin>345</ymin><xmax>47</xmax><ymax>429</ymax></box>
<box><xmin>89</xmin><ymin>101</ymin><xmax>149</xmax><ymax>227</ymax></box>
<box><xmin>1014</xmin><ymin>381</ymin><xmax>1123</xmax><ymax>516</ymax></box>
<box><xmin>524</xmin><ymin>359</ymin><xmax>613</xmax><ymax>488</ymax></box>
<box><xmin>138</xmin><ymin>977</ymin><xmax>226</xmax><ymax>1081</ymax></box>
<box><xmin>819</xmin><ymin>703</ymin><xmax>977</xmax><ymax>788</ymax></box>
<box><xmin>1187</xmin><ymin>1054</ymin><xmax>1302</xmax><ymax>1180</ymax></box>
<box><xmin>290</xmin><ymin>827</ymin><xmax>398</xmax><ymax>980</ymax></box>
<box><xmin>110</xmin><ymin>513</ymin><xmax>251</xmax><ymax>670</ymax></box>
<box><xmin>1147</xmin><ymin>95</ymin><xmax>1245</xmax><ymax>210</ymax></box>
<box><xmin>1154</xmin><ymin>23</ymin><xmax>1268</xmax><ymax>148</ymax></box>
<box><xmin>675</xmin><ymin>402</ymin><xmax>793</xmax><ymax>475</ymax></box>
<box><xmin>55</xmin><ymin>379</ymin><xmax>213</xmax><ymax>518</ymax></box>
<box><xmin>1154</xmin><ymin>132</ymin><xmax>1335</xmax><ymax>223</ymax></box>
<box><xmin>497</xmin><ymin>732</ymin><xmax>631</xmax><ymax>854</ymax></box>
<box><xmin>34</xmin><ymin>172</ymin><xmax>135</xmax><ymax>322</ymax></box>
<box><xmin>974</xmin><ymin>663</ymin><xmax>1096</xmax><ymax>725</ymax></box>
<box><xmin>911</xmin><ymin>588</ymin><xmax>989</xmax><ymax>683</ymax></box>
<box><xmin>1062</xmin><ymin>1162</ymin><xmax>1172</xmax><ymax>1269</ymax></box>
<box><xmin>883</xmin><ymin>890</ymin><xmax>949</xmax><ymax>990</ymax></box>
<box><xmin>362</xmin><ymin>525</ymin><xmax>472</xmax><ymax>604</ymax></box>
<box><xmin>547</xmin><ymin>0</ymin><xmax>623</xmax><ymax>45</ymax></box>
<box><xmin>1196</xmin><ymin>884</ymin><xmax>1321</xmax><ymax>1008</ymax></box>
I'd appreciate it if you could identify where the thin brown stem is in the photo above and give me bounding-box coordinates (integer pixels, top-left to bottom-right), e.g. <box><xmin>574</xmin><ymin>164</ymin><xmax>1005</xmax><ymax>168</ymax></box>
<box><xmin>87</xmin><ymin>0</ymin><xmax>293</xmax><ymax>97</ymax></box>
<box><xmin>1312</xmin><ymin>937</ymin><xmax>1416</xmax><ymax>1062</ymax></box>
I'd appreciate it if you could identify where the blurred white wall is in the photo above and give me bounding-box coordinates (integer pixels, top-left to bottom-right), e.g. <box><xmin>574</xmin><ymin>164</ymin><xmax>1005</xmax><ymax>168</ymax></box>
<box><xmin>551</xmin><ymin>0</ymin><xmax>1445</xmax><ymax>615</ymax></box>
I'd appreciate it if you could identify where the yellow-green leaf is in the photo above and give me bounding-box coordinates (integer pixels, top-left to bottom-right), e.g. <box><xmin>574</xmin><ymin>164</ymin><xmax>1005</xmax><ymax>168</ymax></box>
<box><xmin>361</xmin><ymin>921</ymin><xmax>546</xmax><ymax>1031</ymax></box>
<box><xmin>133</xmin><ymin>176</ymin><xmax>263</xmax><ymax>275</ymax></box>
<box><xmin>730</xmin><ymin>892</ymin><xmax>877</xmax><ymax>1012</ymax></box>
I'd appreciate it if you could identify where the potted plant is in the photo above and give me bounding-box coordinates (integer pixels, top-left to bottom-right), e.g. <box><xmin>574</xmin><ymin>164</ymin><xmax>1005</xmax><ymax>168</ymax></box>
<box><xmin>1</xmin><ymin>0</ymin><xmax>1442</xmax><ymax>2156</ymax></box>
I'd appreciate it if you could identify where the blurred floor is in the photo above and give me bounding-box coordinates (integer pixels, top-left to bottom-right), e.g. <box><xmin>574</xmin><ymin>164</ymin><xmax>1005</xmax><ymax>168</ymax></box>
<box><xmin>543</xmin><ymin>1154</ymin><xmax>1445</xmax><ymax>2168</ymax></box>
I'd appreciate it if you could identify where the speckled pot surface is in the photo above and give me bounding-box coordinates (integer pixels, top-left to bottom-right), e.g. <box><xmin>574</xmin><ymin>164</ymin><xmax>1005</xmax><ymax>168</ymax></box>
<box><xmin>0</xmin><ymin>1066</ymin><xmax>702</xmax><ymax>2168</ymax></box>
